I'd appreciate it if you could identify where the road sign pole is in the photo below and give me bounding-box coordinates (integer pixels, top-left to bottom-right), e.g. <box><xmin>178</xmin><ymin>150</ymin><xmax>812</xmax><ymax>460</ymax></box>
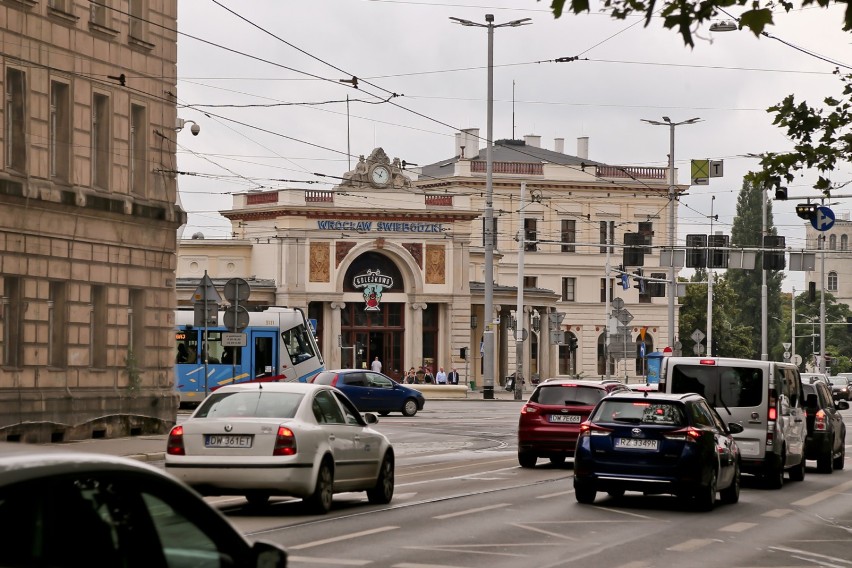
<box><xmin>203</xmin><ymin>271</ymin><xmax>209</xmax><ymax>397</ymax></box>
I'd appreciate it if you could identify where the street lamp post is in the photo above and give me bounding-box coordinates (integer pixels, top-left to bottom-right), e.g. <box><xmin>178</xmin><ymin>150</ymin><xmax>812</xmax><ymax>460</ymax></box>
<box><xmin>641</xmin><ymin>116</ymin><xmax>700</xmax><ymax>353</ymax></box>
<box><xmin>451</xmin><ymin>14</ymin><xmax>531</xmax><ymax>399</ymax></box>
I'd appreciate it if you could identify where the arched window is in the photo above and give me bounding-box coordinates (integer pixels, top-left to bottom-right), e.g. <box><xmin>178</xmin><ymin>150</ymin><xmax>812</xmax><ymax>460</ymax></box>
<box><xmin>558</xmin><ymin>332</ymin><xmax>578</xmax><ymax>376</ymax></box>
<box><xmin>828</xmin><ymin>271</ymin><xmax>838</xmax><ymax>292</ymax></box>
<box><xmin>829</xmin><ymin>234</ymin><xmax>837</xmax><ymax>250</ymax></box>
<box><xmin>636</xmin><ymin>334</ymin><xmax>654</xmax><ymax>374</ymax></box>
<box><xmin>842</xmin><ymin>234</ymin><xmax>849</xmax><ymax>251</ymax></box>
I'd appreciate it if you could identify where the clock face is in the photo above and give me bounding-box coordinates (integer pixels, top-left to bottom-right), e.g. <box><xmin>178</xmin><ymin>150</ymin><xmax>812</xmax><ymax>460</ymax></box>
<box><xmin>371</xmin><ymin>165</ymin><xmax>390</xmax><ymax>186</ymax></box>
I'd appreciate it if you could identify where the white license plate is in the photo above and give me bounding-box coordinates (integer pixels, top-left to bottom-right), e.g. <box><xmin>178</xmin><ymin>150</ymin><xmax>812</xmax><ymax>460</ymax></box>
<box><xmin>205</xmin><ymin>435</ymin><xmax>253</xmax><ymax>448</ymax></box>
<box><xmin>614</xmin><ymin>438</ymin><xmax>659</xmax><ymax>450</ymax></box>
<box><xmin>549</xmin><ymin>415</ymin><xmax>582</xmax><ymax>423</ymax></box>
<box><xmin>736</xmin><ymin>440</ymin><xmax>759</xmax><ymax>456</ymax></box>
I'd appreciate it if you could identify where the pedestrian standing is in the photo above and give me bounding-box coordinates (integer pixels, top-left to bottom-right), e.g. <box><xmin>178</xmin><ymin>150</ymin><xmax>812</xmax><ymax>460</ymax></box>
<box><xmin>405</xmin><ymin>367</ymin><xmax>416</xmax><ymax>383</ymax></box>
<box><xmin>435</xmin><ymin>367</ymin><xmax>447</xmax><ymax>384</ymax></box>
<box><xmin>447</xmin><ymin>368</ymin><xmax>460</xmax><ymax>385</ymax></box>
<box><xmin>423</xmin><ymin>366</ymin><xmax>434</xmax><ymax>384</ymax></box>
<box><xmin>371</xmin><ymin>356</ymin><xmax>382</xmax><ymax>373</ymax></box>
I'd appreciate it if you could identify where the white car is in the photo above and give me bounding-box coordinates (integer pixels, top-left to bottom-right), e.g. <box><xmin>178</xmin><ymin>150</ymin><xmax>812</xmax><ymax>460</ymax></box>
<box><xmin>165</xmin><ymin>382</ymin><xmax>394</xmax><ymax>514</ymax></box>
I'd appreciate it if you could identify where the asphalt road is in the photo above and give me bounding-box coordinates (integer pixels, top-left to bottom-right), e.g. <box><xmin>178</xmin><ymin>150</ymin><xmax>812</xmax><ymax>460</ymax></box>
<box><xmin>190</xmin><ymin>399</ymin><xmax>852</xmax><ymax>568</ymax></box>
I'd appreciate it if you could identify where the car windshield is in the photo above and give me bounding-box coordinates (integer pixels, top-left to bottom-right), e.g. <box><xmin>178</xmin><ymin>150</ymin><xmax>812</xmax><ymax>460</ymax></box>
<box><xmin>829</xmin><ymin>377</ymin><xmax>846</xmax><ymax>386</ymax></box>
<box><xmin>194</xmin><ymin>391</ymin><xmax>303</xmax><ymax>418</ymax></box>
<box><xmin>533</xmin><ymin>385</ymin><xmax>605</xmax><ymax>406</ymax></box>
<box><xmin>669</xmin><ymin>365</ymin><xmax>763</xmax><ymax>407</ymax></box>
<box><xmin>593</xmin><ymin>400</ymin><xmax>686</xmax><ymax>426</ymax></box>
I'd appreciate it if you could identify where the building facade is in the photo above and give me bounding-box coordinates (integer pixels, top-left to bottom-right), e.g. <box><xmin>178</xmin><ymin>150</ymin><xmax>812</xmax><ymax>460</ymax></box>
<box><xmin>1</xmin><ymin>0</ymin><xmax>183</xmax><ymax>442</ymax></box>
<box><xmin>804</xmin><ymin>215</ymin><xmax>852</xmax><ymax>308</ymax></box>
<box><xmin>178</xmin><ymin>133</ymin><xmax>684</xmax><ymax>387</ymax></box>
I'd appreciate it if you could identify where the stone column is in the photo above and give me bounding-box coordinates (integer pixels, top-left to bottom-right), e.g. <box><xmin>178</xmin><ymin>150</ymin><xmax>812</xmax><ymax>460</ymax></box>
<box><xmin>410</xmin><ymin>302</ymin><xmax>427</xmax><ymax>370</ymax></box>
<box><xmin>330</xmin><ymin>301</ymin><xmax>345</xmax><ymax>369</ymax></box>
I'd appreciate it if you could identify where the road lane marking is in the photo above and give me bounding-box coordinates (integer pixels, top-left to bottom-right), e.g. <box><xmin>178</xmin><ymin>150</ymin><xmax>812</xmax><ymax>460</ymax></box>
<box><xmin>594</xmin><ymin>506</ymin><xmax>658</xmax><ymax>520</ymax></box>
<box><xmin>763</xmin><ymin>508</ymin><xmax>793</xmax><ymax>518</ymax></box>
<box><xmin>770</xmin><ymin>546</ymin><xmax>852</xmax><ymax>566</ymax></box>
<box><xmin>288</xmin><ymin>556</ymin><xmax>370</xmax><ymax>565</ymax></box>
<box><xmin>718</xmin><ymin>522</ymin><xmax>757</xmax><ymax>532</ymax></box>
<box><xmin>792</xmin><ymin>478</ymin><xmax>852</xmax><ymax>507</ymax></box>
<box><xmin>434</xmin><ymin>503</ymin><xmax>511</xmax><ymax>519</ymax></box>
<box><xmin>615</xmin><ymin>563</ymin><xmax>651</xmax><ymax>568</ymax></box>
<box><xmin>288</xmin><ymin>526</ymin><xmax>398</xmax><ymax>550</ymax></box>
<box><xmin>511</xmin><ymin>522</ymin><xmax>577</xmax><ymax>540</ymax></box>
<box><xmin>666</xmin><ymin>538</ymin><xmax>719</xmax><ymax>551</ymax></box>
<box><xmin>537</xmin><ymin>489</ymin><xmax>574</xmax><ymax>499</ymax></box>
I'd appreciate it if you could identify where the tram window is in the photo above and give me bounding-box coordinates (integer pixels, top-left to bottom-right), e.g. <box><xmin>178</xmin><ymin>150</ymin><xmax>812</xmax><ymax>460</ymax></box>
<box><xmin>221</xmin><ymin>347</ymin><xmax>241</xmax><ymax>366</ymax></box>
<box><xmin>282</xmin><ymin>325</ymin><xmax>316</xmax><ymax>364</ymax></box>
<box><xmin>200</xmin><ymin>332</ymin><xmax>225</xmax><ymax>364</ymax></box>
<box><xmin>175</xmin><ymin>331</ymin><xmax>198</xmax><ymax>364</ymax></box>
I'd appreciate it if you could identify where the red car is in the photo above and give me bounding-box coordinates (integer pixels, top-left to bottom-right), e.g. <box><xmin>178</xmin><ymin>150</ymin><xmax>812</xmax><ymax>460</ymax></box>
<box><xmin>517</xmin><ymin>379</ymin><xmax>629</xmax><ymax>468</ymax></box>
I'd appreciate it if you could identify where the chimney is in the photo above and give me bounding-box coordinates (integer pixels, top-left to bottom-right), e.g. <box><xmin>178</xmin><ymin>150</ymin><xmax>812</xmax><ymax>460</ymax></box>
<box><xmin>461</xmin><ymin>128</ymin><xmax>480</xmax><ymax>159</ymax></box>
<box><xmin>554</xmin><ymin>138</ymin><xmax>564</xmax><ymax>154</ymax></box>
<box><xmin>524</xmin><ymin>134</ymin><xmax>541</xmax><ymax>148</ymax></box>
<box><xmin>455</xmin><ymin>132</ymin><xmax>463</xmax><ymax>158</ymax></box>
<box><xmin>577</xmin><ymin>136</ymin><xmax>589</xmax><ymax>160</ymax></box>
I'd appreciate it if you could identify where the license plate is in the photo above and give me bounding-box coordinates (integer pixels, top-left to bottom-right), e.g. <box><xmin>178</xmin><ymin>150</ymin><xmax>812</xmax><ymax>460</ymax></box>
<box><xmin>549</xmin><ymin>415</ymin><xmax>582</xmax><ymax>423</ymax></box>
<box><xmin>736</xmin><ymin>440</ymin><xmax>759</xmax><ymax>456</ymax></box>
<box><xmin>614</xmin><ymin>438</ymin><xmax>659</xmax><ymax>450</ymax></box>
<box><xmin>205</xmin><ymin>435</ymin><xmax>253</xmax><ymax>448</ymax></box>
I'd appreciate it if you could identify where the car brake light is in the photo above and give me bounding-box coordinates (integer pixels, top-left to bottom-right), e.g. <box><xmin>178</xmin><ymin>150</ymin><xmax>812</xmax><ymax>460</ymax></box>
<box><xmin>699</xmin><ymin>359</ymin><xmax>716</xmax><ymax>365</ymax></box>
<box><xmin>814</xmin><ymin>409</ymin><xmax>827</xmax><ymax>431</ymax></box>
<box><xmin>522</xmin><ymin>404</ymin><xmax>539</xmax><ymax>414</ymax></box>
<box><xmin>273</xmin><ymin>426</ymin><xmax>297</xmax><ymax>456</ymax></box>
<box><xmin>579</xmin><ymin>422</ymin><xmax>612</xmax><ymax>438</ymax></box>
<box><xmin>766</xmin><ymin>389</ymin><xmax>777</xmax><ymax>447</ymax></box>
<box><xmin>167</xmin><ymin>425</ymin><xmax>185</xmax><ymax>456</ymax></box>
<box><xmin>664</xmin><ymin>427</ymin><xmax>703</xmax><ymax>442</ymax></box>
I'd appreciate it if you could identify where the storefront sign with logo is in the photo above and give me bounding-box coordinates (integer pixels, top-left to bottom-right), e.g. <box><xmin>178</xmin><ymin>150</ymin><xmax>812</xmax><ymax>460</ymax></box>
<box><xmin>353</xmin><ymin>269</ymin><xmax>394</xmax><ymax>311</ymax></box>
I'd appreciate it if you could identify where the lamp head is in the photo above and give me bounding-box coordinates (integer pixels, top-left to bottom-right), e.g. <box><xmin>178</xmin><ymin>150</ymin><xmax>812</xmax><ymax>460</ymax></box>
<box><xmin>485</xmin><ymin>13</ymin><xmax>494</xmax><ymax>23</ymax></box>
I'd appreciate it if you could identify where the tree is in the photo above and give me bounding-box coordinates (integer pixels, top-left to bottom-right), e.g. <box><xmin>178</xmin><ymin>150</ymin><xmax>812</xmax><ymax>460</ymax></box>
<box><xmin>726</xmin><ymin>178</ymin><xmax>785</xmax><ymax>360</ymax></box>
<box><xmin>790</xmin><ymin>290</ymin><xmax>852</xmax><ymax>372</ymax></box>
<box><xmin>547</xmin><ymin>1</ymin><xmax>852</xmax><ymax>194</ymax></box>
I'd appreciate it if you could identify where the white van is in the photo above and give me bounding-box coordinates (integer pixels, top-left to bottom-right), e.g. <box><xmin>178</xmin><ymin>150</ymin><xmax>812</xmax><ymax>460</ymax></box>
<box><xmin>659</xmin><ymin>357</ymin><xmax>806</xmax><ymax>488</ymax></box>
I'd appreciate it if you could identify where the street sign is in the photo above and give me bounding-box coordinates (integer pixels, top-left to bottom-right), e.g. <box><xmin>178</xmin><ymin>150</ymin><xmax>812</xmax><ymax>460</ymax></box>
<box><xmin>223</xmin><ymin>305</ymin><xmax>250</xmax><ymax>332</ymax></box>
<box><xmin>783</xmin><ymin>342</ymin><xmax>792</xmax><ymax>351</ymax></box>
<box><xmin>193</xmin><ymin>302</ymin><xmax>218</xmax><ymax>327</ymax></box>
<box><xmin>783</xmin><ymin>351</ymin><xmax>791</xmax><ymax>360</ymax></box>
<box><xmin>811</xmin><ymin>206</ymin><xmax>835</xmax><ymax>231</ymax></box>
<box><xmin>693</xmin><ymin>343</ymin><xmax>705</xmax><ymax>355</ymax></box>
<box><xmin>308</xmin><ymin>319</ymin><xmax>317</xmax><ymax>334</ymax></box>
<box><xmin>691</xmin><ymin>329</ymin><xmax>705</xmax><ymax>344</ymax></box>
<box><xmin>691</xmin><ymin>159</ymin><xmax>709</xmax><ymax>185</ymax></box>
<box><xmin>639</xmin><ymin>342</ymin><xmax>646</xmax><ymax>358</ymax></box>
<box><xmin>223</xmin><ymin>278</ymin><xmax>250</xmax><ymax>303</ymax></box>
<box><xmin>611</xmin><ymin>297</ymin><xmax>624</xmax><ymax>310</ymax></box>
<box><xmin>193</xmin><ymin>273</ymin><xmax>222</xmax><ymax>304</ymax></box>
<box><xmin>792</xmin><ymin>354</ymin><xmax>803</xmax><ymax>366</ymax></box>
<box><xmin>616</xmin><ymin>309</ymin><xmax>633</xmax><ymax>326</ymax></box>
<box><xmin>550</xmin><ymin>330</ymin><xmax>566</xmax><ymax>345</ymax></box>
<box><xmin>789</xmin><ymin>252</ymin><xmax>816</xmax><ymax>271</ymax></box>
<box><xmin>222</xmin><ymin>332</ymin><xmax>247</xmax><ymax>347</ymax></box>
<box><xmin>709</xmin><ymin>160</ymin><xmax>724</xmax><ymax>177</ymax></box>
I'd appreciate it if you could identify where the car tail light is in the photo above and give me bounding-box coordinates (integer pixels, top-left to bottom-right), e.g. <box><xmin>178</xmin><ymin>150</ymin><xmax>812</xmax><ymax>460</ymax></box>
<box><xmin>814</xmin><ymin>409</ymin><xmax>827</xmax><ymax>431</ymax></box>
<box><xmin>167</xmin><ymin>425</ymin><xmax>185</xmax><ymax>456</ymax></box>
<box><xmin>664</xmin><ymin>427</ymin><xmax>703</xmax><ymax>443</ymax></box>
<box><xmin>521</xmin><ymin>404</ymin><xmax>539</xmax><ymax>414</ymax></box>
<box><xmin>699</xmin><ymin>359</ymin><xmax>716</xmax><ymax>365</ymax></box>
<box><xmin>766</xmin><ymin>388</ymin><xmax>777</xmax><ymax>447</ymax></box>
<box><xmin>578</xmin><ymin>422</ymin><xmax>612</xmax><ymax>438</ymax></box>
<box><xmin>273</xmin><ymin>426</ymin><xmax>297</xmax><ymax>456</ymax></box>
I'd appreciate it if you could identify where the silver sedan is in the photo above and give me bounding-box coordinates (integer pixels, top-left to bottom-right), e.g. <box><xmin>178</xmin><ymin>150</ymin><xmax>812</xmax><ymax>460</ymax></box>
<box><xmin>165</xmin><ymin>382</ymin><xmax>394</xmax><ymax>514</ymax></box>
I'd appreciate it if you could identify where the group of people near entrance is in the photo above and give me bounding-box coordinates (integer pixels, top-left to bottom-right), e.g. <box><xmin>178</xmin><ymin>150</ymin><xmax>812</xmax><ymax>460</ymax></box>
<box><xmin>402</xmin><ymin>365</ymin><xmax>459</xmax><ymax>385</ymax></box>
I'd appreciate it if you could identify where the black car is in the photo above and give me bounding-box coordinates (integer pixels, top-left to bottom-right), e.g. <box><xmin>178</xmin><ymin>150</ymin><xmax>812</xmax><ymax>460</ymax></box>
<box><xmin>828</xmin><ymin>376</ymin><xmax>851</xmax><ymax>401</ymax></box>
<box><xmin>803</xmin><ymin>382</ymin><xmax>848</xmax><ymax>473</ymax></box>
<box><xmin>574</xmin><ymin>391</ymin><xmax>743</xmax><ymax>511</ymax></box>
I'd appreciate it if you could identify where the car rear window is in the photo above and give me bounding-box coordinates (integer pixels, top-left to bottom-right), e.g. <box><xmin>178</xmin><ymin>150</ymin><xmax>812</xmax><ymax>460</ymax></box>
<box><xmin>670</xmin><ymin>365</ymin><xmax>763</xmax><ymax>408</ymax></box>
<box><xmin>593</xmin><ymin>400</ymin><xmax>686</xmax><ymax>426</ymax></box>
<box><xmin>311</xmin><ymin>372</ymin><xmax>337</xmax><ymax>385</ymax></box>
<box><xmin>194</xmin><ymin>392</ymin><xmax>303</xmax><ymax>419</ymax></box>
<box><xmin>531</xmin><ymin>385</ymin><xmax>606</xmax><ymax>406</ymax></box>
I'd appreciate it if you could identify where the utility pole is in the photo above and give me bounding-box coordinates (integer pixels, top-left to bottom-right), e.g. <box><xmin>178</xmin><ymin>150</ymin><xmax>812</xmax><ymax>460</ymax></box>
<box><xmin>515</xmin><ymin>182</ymin><xmax>526</xmax><ymax>401</ymax></box>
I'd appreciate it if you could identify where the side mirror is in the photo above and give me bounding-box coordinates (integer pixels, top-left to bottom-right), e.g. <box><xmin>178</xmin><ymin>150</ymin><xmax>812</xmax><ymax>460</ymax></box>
<box><xmin>364</xmin><ymin>412</ymin><xmax>379</xmax><ymax>424</ymax></box>
<box><xmin>251</xmin><ymin>541</ymin><xmax>287</xmax><ymax>568</ymax></box>
<box><xmin>727</xmin><ymin>423</ymin><xmax>744</xmax><ymax>435</ymax></box>
<box><xmin>837</xmin><ymin>400</ymin><xmax>850</xmax><ymax>411</ymax></box>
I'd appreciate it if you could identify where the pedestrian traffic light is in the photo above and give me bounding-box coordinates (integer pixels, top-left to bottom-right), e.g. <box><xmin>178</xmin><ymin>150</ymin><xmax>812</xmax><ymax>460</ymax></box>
<box><xmin>796</xmin><ymin>203</ymin><xmax>818</xmax><ymax>220</ymax></box>
<box><xmin>633</xmin><ymin>269</ymin><xmax>645</xmax><ymax>294</ymax></box>
<box><xmin>762</xmin><ymin>235</ymin><xmax>786</xmax><ymax>270</ymax></box>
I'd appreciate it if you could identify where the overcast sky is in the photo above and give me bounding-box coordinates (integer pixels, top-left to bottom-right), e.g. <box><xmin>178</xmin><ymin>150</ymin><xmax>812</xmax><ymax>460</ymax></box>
<box><xmin>174</xmin><ymin>0</ymin><xmax>851</xmax><ymax>292</ymax></box>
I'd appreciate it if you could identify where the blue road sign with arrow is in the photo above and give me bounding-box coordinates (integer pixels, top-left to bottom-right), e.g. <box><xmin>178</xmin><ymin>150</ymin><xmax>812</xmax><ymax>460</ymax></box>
<box><xmin>811</xmin><ymin>206</ymin><xmax>835</xmax><ymax>231</ymax></box>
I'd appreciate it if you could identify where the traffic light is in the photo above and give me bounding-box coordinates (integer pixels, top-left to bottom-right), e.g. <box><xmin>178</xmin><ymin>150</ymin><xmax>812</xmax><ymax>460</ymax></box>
<box><xmin>808</xmin><ymin>281</ymin><xmax>816</xmax><ymax>301</ymax></box>
<box><xmin>847</xmin><ymin>316</ymin><xmax>852</xmax><ymax>333</ymax></box>
<box><xmin>774</xmin><ymin>187</ymin><xmax>788</xmax><ymax>200</ymax></box>
<box><xmin>633</xmin><ymin>269</ymin><xmax>645</xmax><ymax>294</ymax></box>
<box><xmin>623</xmin><ymin>233</ymin><xmax>645</xmax><ymax>267</ymax></box>
<box><xmin>762</xmin><ymin>235</ymin><xmax>786</xmax><ymax>270</ymax></box>
<box><xmin>567</xmin><ymin>335</ymin><xmax>578</xmax><ymax>351</ymax></box>
<box><xmin>707</xmin><ymin>234</ymin><xmax>730</xmax><ymax>269</ymax></box>
<box><xmin>686</xmin><ymin>234</ymin><xmax>707</xmax><ymax>268</ymax></box>
<box><xmin>620</xmin><ymin>273</ymin><xmax>629</xmax><ymax>290</ymax></box>
<box><xmin>648</xmin><ymin>272</ymin><xmax>666</xmax><ymax>297</ymax></box>
<box><xmin>796</xmin><ymin>203</ymin><xmax>818</xmax><ymax>220</ymax></box>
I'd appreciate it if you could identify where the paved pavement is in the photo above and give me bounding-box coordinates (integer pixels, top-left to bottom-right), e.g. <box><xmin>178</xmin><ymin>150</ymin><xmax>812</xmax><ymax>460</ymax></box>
<box><xmin>42</xmin><ymin>387</ymin><xmax>526</xmax><ymax>462</ymax></box>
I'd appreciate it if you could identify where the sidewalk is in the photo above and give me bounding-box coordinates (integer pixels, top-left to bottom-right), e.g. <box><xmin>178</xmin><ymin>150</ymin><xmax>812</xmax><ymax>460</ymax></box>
<box><xmin>44</xmin><ymin>388</ymin><xmax>526</xmax><ymax>462</ymax></box>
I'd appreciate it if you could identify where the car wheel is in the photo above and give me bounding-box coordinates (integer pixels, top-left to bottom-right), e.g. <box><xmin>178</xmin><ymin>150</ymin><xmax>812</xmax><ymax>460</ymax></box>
<box><xmin>720</xmin><ymin>463</ymin><xmax>740</xmax><ymax>505</ymax></box>
<box><xmin>694</xmin><ymin>470</ymin><xmax>717</xmax><ymax>511</ymax></box>
<box><xmin>367</xmin><ymin>454</ymin><xmax>395</xmax><ymax>505</ymax></box>
<box><xmin>833</xmin><ymin>441</ymin><xmax>845</xmax><ymax>471</ymax></box>
<box><xmin>549</xmin><ymin>455</ymin><xmax>566</xmax><ymax>466</ymax></box>
<box><xmin>401</xmin><ymin>398</ymin><xmax>418</xmax><ymax>417</ymax></box>
<box><xmin>305</xmin><ymin>459</ymin><xmax>334</xmax><ymax>514</ymax></box>
<box><xmin>789</xmin><ymin>455</ymin><xmax>806</xmax><ymax>481</ymax></box>
<box><xmin>245</xmin><ymin>492</ymin><xmax>270</xmax><ymax>507</ymax></box>
<box><xmin>574</xmin><ymin>482</ymin><xmax>596</xmax><ymax>505</ymax></box>
<box><xmin>518</xmin><ymin>450</ymin><xmax>537</xmax><ymax>468</ymax></box>
<box><xmin>817</xmin><ymin>448</ymin><xmax>834</xmax><ymax>474</ymax></box>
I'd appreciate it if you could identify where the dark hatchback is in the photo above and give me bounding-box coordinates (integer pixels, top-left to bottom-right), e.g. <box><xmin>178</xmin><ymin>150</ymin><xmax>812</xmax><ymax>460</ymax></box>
<box><xmin>574</xmin><ymin>391</ymin><xmax>743</xmax><ymax>510</ymax></box>
<box><xmin>311</xmin><ymin>369</ymin><xmax>426</xmax><ymax>416</ymax></box>
<box><xmin>828</xmin><ymin>376</ymin><xmax>851</xmax><ymax>401</ymax></box>
<box><xmin>803</xmin><ymin>381</ymin><xmax>848</xmax><ymax>473</ymax></box>
<box><xmin>517</xmin><ymin>379</ymin><xmax>629</xmax><ymax>468</ymax></box>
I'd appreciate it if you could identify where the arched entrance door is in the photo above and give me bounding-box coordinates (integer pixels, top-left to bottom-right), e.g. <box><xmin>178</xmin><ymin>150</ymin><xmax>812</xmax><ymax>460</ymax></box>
<box><xmin>342</xmin><ymin>252</ymin><xmax>405</xmax><ymax>380</ymax></box>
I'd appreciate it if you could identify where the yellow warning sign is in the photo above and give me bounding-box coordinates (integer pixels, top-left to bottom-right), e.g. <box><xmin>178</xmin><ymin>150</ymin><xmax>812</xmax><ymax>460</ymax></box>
<box><xmin>691</xmin><ymin>160</ymin><xmax>709</xmax><ymax>185</ymax></box>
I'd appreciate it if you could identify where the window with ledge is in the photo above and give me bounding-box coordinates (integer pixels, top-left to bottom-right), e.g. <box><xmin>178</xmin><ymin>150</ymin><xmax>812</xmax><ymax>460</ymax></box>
<box><xmin>91</xmin><ymin>285</ymin><xmax>107</xmax><ymax>368</ymax></box>
<box><xmin>523</xmin><ymin>276</ymin><xmax>537</xmax><ymax>289</ymax></box>
<box><xmin>49</xmin><ymin>282</ymin><xmax>68</xmax><ymax>368</ymax></box>
<box><xmin>829</xmin><ymin>234</ymin><xmax>837</xmax><ymax>250</ymax></box>
<box><xmin>2</xmin><ymin>277</ymin><xmax>24</xmax><ymax>368</ymax></box>
<box><xmin>129</xmin><ymin>289</ymin><xmax>145</xmax><ymax>369</ymax></box>
<box><xmin>561</xmin><ymin>277</ymin><xmax>575</xmax><ymax>302</ymax></box>
<box><xmin>130</xmin><ymin>104</ymin><xmax>147</xmax><ymax>195</ymax></box>
<box><xmin>828</xmin><ymin>271</ymin><xmax>838</xmax><ymax>292</ymax></box>
<box><xmin>47</xmin><ymin>0</ymin><xmax>70</xmax><ymax>11</ymax></box>
<box><xmin>92</xmin><ymin>93</ymin><xmax>111</xmax><ymax>189</ymax></box>
<box><xmin>50</xmin><ymin>81</ymin><xmax>71</xmax><ymax>181</ymax></box>
<box><xmin>638</xmin><ymin>221</ymin><xmax>654</xmax><ymax>246</ymax></box>
<box><xmin>90</xmin><ymin>0</ymin><xmax>108</xmax><ymax>26</ymax></box>
<box><xmin>842</xmin><ymin>234</ymin><xmax>848</xmax><ymax>251</ymax></box>
<box><xmin>524</xmin><ymin>218</ymin><xmax>537</xmax><ymax>252</ymax></box>
<box><xmin>600</xmin><ymin>277</ymin><xmax>614</xmax><ymax>303</ymax></box>
<box><xmin>5</xmin><ymin>68</ymin><xmax>27</xmax><ymax>173</ymax></box>
<box><xmin>561</xmin><ymin>219</ymin><xmax>576</xmax><ymax>252</ymax></box>
<box><xmin>129</xmin><ymin>0</ymin><xmax>146</xmax><ymax>39</ymax></box>
<box><xmin>599</xmin><ymin>221</ymin><xmax>614</xmax><ymax>253</ymax></box>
